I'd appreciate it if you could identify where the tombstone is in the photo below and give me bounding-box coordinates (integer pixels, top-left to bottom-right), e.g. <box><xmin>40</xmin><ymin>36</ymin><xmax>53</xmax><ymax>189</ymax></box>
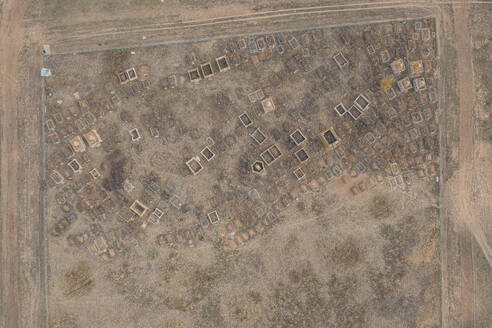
<box><xmin>170</xmin><ymin>194</ymin><xmax>184</xmax><ymax>209</ymax></box>
<box><xmin>207</xmin><ymin>211</ymin><xmax>220</xmax><ymax>224</ymax></box>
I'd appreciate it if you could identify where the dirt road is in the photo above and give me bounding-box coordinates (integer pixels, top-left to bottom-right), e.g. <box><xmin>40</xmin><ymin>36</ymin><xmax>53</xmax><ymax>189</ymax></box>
<box><xmin>0</xmin><ymin>0</ymin><xmax>32</xmax><ymax>327</ymax></box>
<box><xmin>45</xmin><ymin>3</ymin><xmax>434</xmax><ymax>54</ymax></box>
<box><xmin>451</xmin><ymin>0</ymin><xmax>479</xmax><ymax>326</ymax></box>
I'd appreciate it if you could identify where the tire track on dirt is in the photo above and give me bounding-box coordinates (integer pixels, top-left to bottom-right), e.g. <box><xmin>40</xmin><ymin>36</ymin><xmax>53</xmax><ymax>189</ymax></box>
<box><xmin>452</xmin><ymin>0</ymin><xmax>480</xmax><ymax>326</ymax></box>
<box><xmin>0</xmin><ymin>1</ymin><xmax>31</xmax><ymax>327</ymax></box>
<box><xmin>46</xmin><ymin>4</ymin><xmax>437</xmax><ymax>54</ymax></box>
<box><xmin>52</xmin><ymin>2</ymin><xmax>437</xmax><ymax>43</ymax></box>
<box><xmin>48</xmin><ymin>1</ymin><xmax>430</xmax><ymax>38</ymax></box>
<box><xmin>45</xmin><ymin>1</ymin><xmax>490</xmax><ymax>41</ymax></box>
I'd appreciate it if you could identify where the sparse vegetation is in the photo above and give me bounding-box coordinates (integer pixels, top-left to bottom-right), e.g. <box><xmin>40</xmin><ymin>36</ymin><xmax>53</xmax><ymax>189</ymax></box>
<box><xmin>370</xmin><ymin>216</ymin><xmax>426</xmax><ymax>323</ymax></box>
<box><xmin>479</xmin><ymin>115</ymin><xmax>492</xmax><ymax>144</ymax></box>
<box><xmin>284</xmin><ymin>233</ymin><xmax>299</xmax><ymax>252</ymax></box>
<box><xmin>147</xmin><ymin>248</ymin><xmax>158</xmax><ymax>261</ymax></box>
<box><xmin>200</xmin><ymin>299</ymin><xmax>224</xmax><ymax>328</ymax></box>
<box><xmin>63</xmin><ymin>262</ymin><xmax>94</xmax><ymax>297</ymax></box>
<box><xmin>162</xmin><ymin>320</ymin><xmax>187</xmax><ymax>328</ymax></box>
<box><xmin>229</xmin><ymin>290</ymin><xmax>265</xmax><ymax>324</ymax></box>
<box><xmin>330</xmin><ymin>239</ymin><xmax>363</xmax><ymax>267</ymax></box>
<box><xmin>327</xmin><ymin>275</ymin><xmax>365</xmax><ymax>328</ymax></box>
<box><xmin>311</xmin><ymin>197</ymin><xmax>324</xmax><ymax>216</ymax></box>
<box><xmin>316</xmin><ymin>237</ymin><xmax>363</xmax><ymax>267</ymax></box>
<box><xmin>296</xmin><ymin>201</ymin><xmax>306</xmax><ymax>212</ymax></box>
<box><xmin>272</xmin><ymin>263</ymin><xmax>331</xmax><ymax>327</ymax></box>
<box><xmin>52</xmin><ymin>314</ymin><xmax>79</xmax><ymax>328</ymax></box>
<box><xmin>371</xmin><ymin>196</ymin><xmax>392</xmax><ymax>219</ymax></box>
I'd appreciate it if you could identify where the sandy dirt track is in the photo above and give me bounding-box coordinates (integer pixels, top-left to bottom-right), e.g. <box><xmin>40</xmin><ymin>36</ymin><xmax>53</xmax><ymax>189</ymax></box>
<box><xmin>452</xmin><ymin>0</ymin><xmax>487</xmax><ymax>326</ymax></box>
<box><xmin>452</xmin><ymin>0</ymin><xmax>476</xmax><ymax>324</ymax></box>
<box><xmin>1</xmin><ymin>0</ymin><xmax>27</xmax><ymax>326</ymax></box>
<box><xmin>46</xmin><ymin>4</ymin><xmax>433</xmax><ymax>54</ymax></box>
<box><xmin>439</xmin><ymin>0</ymin><xmax>492</xmax><ymax>327</ymax></box>
<box><xmin>0</xmin><ymin>1</ymin><xmax>43</xmax><ymax>328</ymax></box>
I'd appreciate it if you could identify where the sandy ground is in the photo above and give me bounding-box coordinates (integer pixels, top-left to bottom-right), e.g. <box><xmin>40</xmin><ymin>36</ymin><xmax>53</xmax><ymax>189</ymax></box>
<box><xmin>1</xmin><ymin>0</ymin><xmax>45</xmax><ymax>327</ymax></box>
<box><xmin>45</xmin><ymin>4</ymin><xmax>433</xmax><ymax>54</ymax></box>
<box><xmin>0</xmin><ymin>1</ymin><xmax>29</xmax><ymax>327</ymax></box>
<box><xmin>440</xmin><ymin>0</ymin><xmax>492</xmax><ymax>326</ymax></box>
<box><xmin>451</xmin><ymin>1</ymin><xmax>477</xmax><ymax>326</ymax></box>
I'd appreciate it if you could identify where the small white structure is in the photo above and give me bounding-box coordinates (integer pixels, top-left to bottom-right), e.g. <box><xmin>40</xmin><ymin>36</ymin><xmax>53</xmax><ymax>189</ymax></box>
<box><xmin>68</xmin><ymin>159</ymin><xmax>82</xmax><ymax>173</ymax></box>
<box><xmin>40</xmin><ymin>68</ymin><xmax>52</xmax><ymax>77</ymax></box>
<box><xmin>129</xmin><ymin>128</ymin><xmax>141</xmax><ymax>141</ymax></box>
<box><xmin>208</xmin><ymin>210</ymin><xmax>220</xmax><ymax>224</ymax></box>
<box><xmin>186</xmin><ymin>156</ymin><xmax>203</xmax><ymax>175</ymax></box>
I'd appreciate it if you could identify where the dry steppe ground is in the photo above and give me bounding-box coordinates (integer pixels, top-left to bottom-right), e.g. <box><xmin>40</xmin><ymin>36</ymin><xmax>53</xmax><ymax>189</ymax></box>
<box><xmin>43</xmin><ymin>22</ymin><xmax>441</xmax><ymax>328</ymax></box>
